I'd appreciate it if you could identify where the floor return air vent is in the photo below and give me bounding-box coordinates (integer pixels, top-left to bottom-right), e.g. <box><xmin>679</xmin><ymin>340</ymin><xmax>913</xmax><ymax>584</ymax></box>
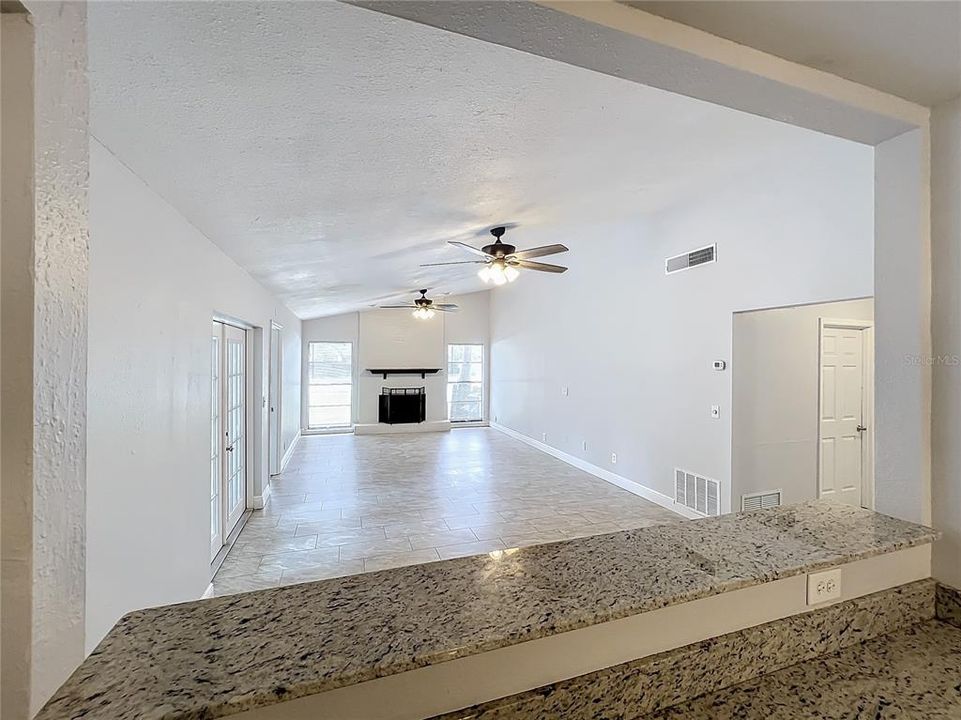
<box><xmin>665</xmin><ymin>244</ymin><xmax>716</xmax><ymax>274</ymax></box>
<box><xmin>674</xmin><ymin>469</ymin><xmax>720</xmax><ymax>516</ymax></box>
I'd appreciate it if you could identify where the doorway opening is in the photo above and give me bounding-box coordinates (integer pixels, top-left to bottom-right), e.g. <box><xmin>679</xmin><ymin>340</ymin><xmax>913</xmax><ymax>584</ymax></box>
<box><xmin>731</xmin><ymin>298</ymin><xmax>875</xmax><ymax>511</ymax></box>
<box><xmin>210</xmin><ymin>320</ymin><xmax>249</xmax><ymax>561</ymax></box>
<box><xmin>818</xmin><ymin>318</ymin><xmax>875</xmax><ymax>509</ymax></box>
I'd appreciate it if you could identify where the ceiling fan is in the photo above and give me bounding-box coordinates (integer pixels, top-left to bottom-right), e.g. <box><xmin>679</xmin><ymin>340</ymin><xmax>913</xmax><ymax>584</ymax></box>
<box><xmin>421</xmin><ymin>226</ymin><xmax>569</xmax><ymax>285</ymax></box>
<box><xmin>379</xmin><ymin>289</ymin><xmax>458</xmax><ymax>320</ymax></box>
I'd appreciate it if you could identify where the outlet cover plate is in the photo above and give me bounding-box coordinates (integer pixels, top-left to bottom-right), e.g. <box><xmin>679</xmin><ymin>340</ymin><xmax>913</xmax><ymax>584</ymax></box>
<box><xmin>807</xmin><ymin>569</ymin><xmax>842</xmax><ymax>605</ymax></box>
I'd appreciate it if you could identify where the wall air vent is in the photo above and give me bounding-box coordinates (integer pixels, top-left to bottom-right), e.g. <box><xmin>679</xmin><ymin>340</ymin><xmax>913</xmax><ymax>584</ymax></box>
<box><xmin>674</xmin><ymin>468</ymin><xmax>720</xmax><ymax>516</ymax></box>
<box><xmin>741</xmin><ymin>490</ymin><xmax>782</xmax><ymax>512</ymax></box>
<box><xmin>665</xmin><ymin>244</ymin><xmax>716</xmax><ymax>275</ymax></box>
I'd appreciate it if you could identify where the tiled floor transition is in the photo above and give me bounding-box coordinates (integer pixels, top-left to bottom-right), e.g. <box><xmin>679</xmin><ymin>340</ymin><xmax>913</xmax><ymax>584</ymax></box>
<box><xmin>211</xmin><ymin>428</ymin><xmax>683</xmax><ymax>596</ymax></box>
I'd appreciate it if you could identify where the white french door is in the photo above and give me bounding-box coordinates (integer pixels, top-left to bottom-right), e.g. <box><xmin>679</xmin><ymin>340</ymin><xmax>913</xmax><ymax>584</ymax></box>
<box><xmin>211</xmin><ymin>320</ymin><xmax>248</xmax><ymax>561</ymax></box>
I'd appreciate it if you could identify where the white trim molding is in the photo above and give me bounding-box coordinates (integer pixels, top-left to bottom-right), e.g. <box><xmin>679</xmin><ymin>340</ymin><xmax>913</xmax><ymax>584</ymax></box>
<box><xmin>251</xmin><ymin>483</ymin><xmax>271</xmax><ymax>511</ymax></box>
<box><xmin>354</xmin><ymin>421</ymin><xmax>452</xmax><ymax>436</ymax></box>
<box><xmin>280</xmin><ymin>431</ymin><xmax>300</xmax><ymax>472</ymax></box>
<box><xmin>490</xmin><ymin>422</ymin><xmax>701</xmax><ymax>520</ymax></box>
<box><xmin>302</xmin><ymin>426</ymin><xmax>354</xmax><ymax>437</ymax></box>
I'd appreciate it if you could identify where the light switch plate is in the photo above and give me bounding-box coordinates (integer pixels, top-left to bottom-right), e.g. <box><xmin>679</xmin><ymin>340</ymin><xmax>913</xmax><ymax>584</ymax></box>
<box><xmin>807</xmin><ymin>569</ymin><xmax>842</xmax><ymax>605</ymax></box>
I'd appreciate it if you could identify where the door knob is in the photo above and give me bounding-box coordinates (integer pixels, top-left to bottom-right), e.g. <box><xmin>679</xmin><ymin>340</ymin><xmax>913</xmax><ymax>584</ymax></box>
<box><xmin>856</xmin><ymin>425</ymin><xmax>867</xmax><ymax>433</ymax></box>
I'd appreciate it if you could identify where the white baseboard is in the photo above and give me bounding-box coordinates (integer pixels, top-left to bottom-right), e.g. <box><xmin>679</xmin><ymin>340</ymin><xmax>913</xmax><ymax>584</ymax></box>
<box><xmin>490</xmin><ymin>422</ymin><xmax>701</xmax><ymax>520</ymax></box>
<box><xmin>280</xmin><ymin>431</ymin><xmax>300</xmax><ymax>471</ymax></box>
<box><xmin>252</xmin><ymin>482</ymin><xmax>271</xmax><ymax>510</ymax></box>
<box><xmin>354</xmin><ymin>420</ymin><xmax>452</xmax><ymax>435</ymax></box>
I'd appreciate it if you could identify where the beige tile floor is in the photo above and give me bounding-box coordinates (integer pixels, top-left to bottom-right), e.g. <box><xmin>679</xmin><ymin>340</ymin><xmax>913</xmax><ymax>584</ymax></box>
<box><xmin>211</xmin><ymin>428</ymin><xmax>684</xmax><ymax>596</ymax></box>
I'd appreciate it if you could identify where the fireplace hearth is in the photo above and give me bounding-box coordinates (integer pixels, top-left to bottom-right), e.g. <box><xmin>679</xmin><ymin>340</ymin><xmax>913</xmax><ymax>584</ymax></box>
<box><xmin>378</xmin><ymin>387</ymin><xmax>426</xmax><ymax>424</ymax></box>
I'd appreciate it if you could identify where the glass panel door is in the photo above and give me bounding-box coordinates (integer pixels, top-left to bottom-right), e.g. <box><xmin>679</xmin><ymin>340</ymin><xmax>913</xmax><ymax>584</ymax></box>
<box><xmin>223</xmin><ymin>324</ymin><xmax>247</xmax><ymax>536</ymax></box>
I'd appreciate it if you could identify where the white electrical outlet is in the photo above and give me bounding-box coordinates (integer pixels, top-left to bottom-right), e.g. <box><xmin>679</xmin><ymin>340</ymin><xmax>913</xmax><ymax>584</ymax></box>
<box><xmin>611</xmin><ymin>452</ymin><xmax>617</xmax><ymax>464</ymax></box>
<box><xmin>561</xmin><ymin>386</ymin><xmax>569</xmax><ymax>396</ymax></box>
<box><xmin>582</xmin><ymin>440</ymin><xmax>588</xmax><ymax>451</ymax></box>
<box><xmin>711</xmin><ymin>405</ymin><xmax>720</xmax><ymax>419</ymax></box>
<box><xmin>542</xmin><ymin>432</ymin><xmax>548</xmax><ymax>442</ymax></box>
<box><xmin>807</xmin><ymin>569</ymin><xmax>842</xmax><ymax>605</ymax></box>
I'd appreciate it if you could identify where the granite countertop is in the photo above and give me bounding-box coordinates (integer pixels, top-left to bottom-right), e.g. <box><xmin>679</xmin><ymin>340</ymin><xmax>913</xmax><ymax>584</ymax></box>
<box><xmin>36</xmin><ymin>501</ymin><xmax>938</xmax><ymax>720</ymax></box>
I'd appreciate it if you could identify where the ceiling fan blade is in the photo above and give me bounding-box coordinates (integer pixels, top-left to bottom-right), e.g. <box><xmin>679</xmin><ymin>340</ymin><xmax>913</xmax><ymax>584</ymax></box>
<box><xmin>508</xmin><ymin>244</ymin><xmax>569</xmax><ymax>261</ymax></box>
<box><xmin>449</xmin><ymin>241</ymin><xmax>493</xmax><ymax>259</ymax></box>
<box><xmin>515</xmin><ymin>260</ymin><xmax>568</xmax><ymax>273</ymax></box>
<box><xmin>379</xmin><ymin>304</ymin><xmax>417</xmax><ymax>309</ymax></box>
<box><xmin>433</xmin><ymin>304</ymin><xmax>459</xmax><ymax>309</ymax></box>
<box><xmin>420</xmin><ymin>260</ymin><xmax>488</xmax><ymax>267</ymax></box>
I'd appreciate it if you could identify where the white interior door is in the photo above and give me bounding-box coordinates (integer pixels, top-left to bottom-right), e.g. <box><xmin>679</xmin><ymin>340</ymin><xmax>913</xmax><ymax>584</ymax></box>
<box><xmin>268</xmin><ymin>326</ymin><xmax>282</xmax><ymax>476</ymax></box>
<box><xmin>223</xmin><ymin>323</ymin><xmax>247</xmax><ymax>535</ymax></box>
<box><xmin>818</xmin><ymin>324</ymin><xmax>865</xmax><ymax>507</ymax></box>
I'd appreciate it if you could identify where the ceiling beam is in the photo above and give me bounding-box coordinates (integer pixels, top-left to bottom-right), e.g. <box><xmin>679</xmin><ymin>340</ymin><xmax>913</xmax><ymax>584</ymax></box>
<box><xmin>347</xmin><ymin>0</ymin><xmax>928</xmax><ymax>145</ymax></box>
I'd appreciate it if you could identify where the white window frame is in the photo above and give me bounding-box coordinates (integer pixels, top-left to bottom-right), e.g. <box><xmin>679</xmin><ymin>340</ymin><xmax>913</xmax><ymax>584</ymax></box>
<box><xmin>447</xmin><ymin>343</ymin><xmax>484</xmax><ymax>423</ymax></box>
<box><xmin>306</xmin><ymin>341</ymin><xmax>353</xmax><ymax>429</ymax></box>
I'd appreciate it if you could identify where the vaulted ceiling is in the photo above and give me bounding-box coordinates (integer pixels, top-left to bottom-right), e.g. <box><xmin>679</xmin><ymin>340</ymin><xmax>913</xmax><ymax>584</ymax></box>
<box><xmin>89</xmin><ymin>0</ymin><xmax>876</xmax><ymax>318</ymax></box>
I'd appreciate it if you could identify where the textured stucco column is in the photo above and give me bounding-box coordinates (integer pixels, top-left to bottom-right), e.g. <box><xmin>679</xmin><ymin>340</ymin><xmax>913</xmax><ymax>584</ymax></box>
<box><xmin>2</xmin><ymin>2</ymin><xmax>89</xmax><ymax>716</ymax></box>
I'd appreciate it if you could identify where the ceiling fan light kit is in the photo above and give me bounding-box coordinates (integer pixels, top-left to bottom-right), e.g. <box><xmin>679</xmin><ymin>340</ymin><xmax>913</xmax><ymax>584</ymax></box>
<box><xmin>379</xmin><ymin>289</ymin><xmax>457</xmax><ymax>320</ymax></box>
<box><xmin>421</xmin><ymin>226</ymin><xmax>570</xmax><ymax>287</ymax></box>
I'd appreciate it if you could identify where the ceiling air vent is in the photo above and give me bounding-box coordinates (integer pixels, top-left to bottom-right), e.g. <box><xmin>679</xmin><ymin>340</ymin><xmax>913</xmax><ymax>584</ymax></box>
<box><xmin>665</xmin><ymin>244</ymin><xmax>716</xmax><ymax>275</ymax></box>
<box><xmin>741</xmin><ymin>490</ymin><xmax>782</xmax><ymax>512</ymax></box>
<box><xmin>674</xmin><ymin>468</ymin><xmax>720</xmax><ymax>516</ymax></box>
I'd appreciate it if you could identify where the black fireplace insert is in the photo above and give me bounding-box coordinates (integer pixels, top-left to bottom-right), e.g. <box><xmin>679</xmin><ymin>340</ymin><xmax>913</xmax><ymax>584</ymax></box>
<box><xmin>378</xmin><ymin>387</ymin><xmax>426</xmax><ymax>424</ymax></box>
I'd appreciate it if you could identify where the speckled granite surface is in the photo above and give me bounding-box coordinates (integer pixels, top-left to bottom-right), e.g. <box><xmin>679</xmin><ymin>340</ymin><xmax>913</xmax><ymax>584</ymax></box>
<box><xmin>36</xmin><ymin>501</ymin><xmax>937</xmax><ymax>720</ymax></box>
<box><xmin>434</xmin><ymin>580</ymin><xmax>937</xmax><ymax>720</ymax></box>
<box><xmin>651</xmin><ymin>620</ymin><xmax>961</xmax><ymax>719</ymax></box>
<box><xmin>936</xmin><ymin>583</ymin><xmax>961</xmax><ymax>629</ymax></box>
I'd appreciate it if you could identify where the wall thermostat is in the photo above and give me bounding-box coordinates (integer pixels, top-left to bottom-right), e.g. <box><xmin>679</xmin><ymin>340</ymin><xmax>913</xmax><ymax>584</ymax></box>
<box><xmin>713</xmin><ymin>360</ymin><xmax>727</xmax><ymax>371</ymax></box>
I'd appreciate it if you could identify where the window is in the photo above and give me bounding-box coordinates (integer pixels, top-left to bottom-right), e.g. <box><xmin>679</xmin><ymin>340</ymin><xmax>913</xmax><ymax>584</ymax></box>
<box><xmin>447</xmin><ymin>344</ymin><xmax>483</xmax><ymax>422</ymax></box>
<box><xmin>307</xmin><ymin>341</ymin><xmax>352</xmax><ymax>428</ymax></box>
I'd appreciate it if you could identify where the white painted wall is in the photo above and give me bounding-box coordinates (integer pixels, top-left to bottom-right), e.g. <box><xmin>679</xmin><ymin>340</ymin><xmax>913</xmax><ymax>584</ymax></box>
<box><xmin>874</xmin><ymin>128</ymin><xmax>932</xmax><ymax>525</ymax></box>
<box><xmin>731</xmin><ymin>298</ymin><xmax>874</xmax><ymax>507</ymax></box>
<box><xmin>490</xmin><ymin>135</ymin><xmax>874</xmax><ymax>513</ymax></box>
<box><xmin>302</xmin><ymin>292</ymin><xmax>490</xmax><ymax>428</ymax></box>
<box><xmin>85</xmin><ymin>139</ymin><xmax>302</xmax><ymax>651</ymax></box>
<box><xmin>931</xmin><ymin>95</ymin><xmax>961</xmax><ymax>587</ymax></box>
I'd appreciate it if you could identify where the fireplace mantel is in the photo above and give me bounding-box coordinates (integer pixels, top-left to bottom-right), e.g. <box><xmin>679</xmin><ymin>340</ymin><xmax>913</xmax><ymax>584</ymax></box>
<box><xmin>366</xmin><ymin>368</ymin><xmax>441</xmax><ymax>380</ymax></box>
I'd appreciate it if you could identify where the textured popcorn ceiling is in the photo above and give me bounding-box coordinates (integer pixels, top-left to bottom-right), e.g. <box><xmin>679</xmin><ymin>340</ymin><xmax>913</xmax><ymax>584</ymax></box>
<box><xmin>89</xmin><ymin>0</ymin><xmax>850</xmax><ymax>318</ymax></box>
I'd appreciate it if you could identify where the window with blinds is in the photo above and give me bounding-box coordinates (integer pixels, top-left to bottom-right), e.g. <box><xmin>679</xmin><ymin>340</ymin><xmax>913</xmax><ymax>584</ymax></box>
<box><xmin>447</xmin><ymin>344</ymin><xmax>483</xmax><ymax>423</ymax></box>
<box><xmin>307</xmin><ymin>341</ymin><xmax>352</xmax><ymax>428</ymax></box>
